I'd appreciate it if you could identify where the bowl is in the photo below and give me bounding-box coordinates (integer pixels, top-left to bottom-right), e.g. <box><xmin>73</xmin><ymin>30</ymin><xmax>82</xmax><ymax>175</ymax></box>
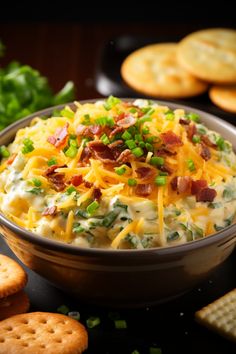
<box><xmin>0</xmin><ymin>99</ymin><xmax>236</xmax><ymax>307</ymax></box>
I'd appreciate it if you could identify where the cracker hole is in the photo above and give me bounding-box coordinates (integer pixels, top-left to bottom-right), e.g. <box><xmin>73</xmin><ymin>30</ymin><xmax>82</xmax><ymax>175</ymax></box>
<box><xmin>40</xmin><ymin>344</ymin><xmax>46</xmax><ymax>349</ymax></box>
<box><xmin>40</xmin><ymin>319</ymin><xmax>47</xmax><ymax>324</ymax></box>
<box><xmin>48</xmin><ymin>329</ymin><xmax>55</xmax><ymax>334</ymax></box>
<box><xmin>66</xmin><ymin>330</ymin><xmax>73</xmax><ymax>335</ymax></box>
<box><xmin>54</xmin><ymin>338</ymin><xmax>62</xmax><ymax>343</ymax></box>
<box><xmin>22</xmin><ymin>343</ymin><xmax>29</xmax><ymax>347</ymax></box>
<box><xmin>4</xmin><ymin>326</ymin><xmax>13</xmax><ymax>331</ymax></box>
<box><xmin>14</xmin><ymin>335</ymin><xmax>21</xmax><ymax>340</ymax></box>
<box><xmin>0</xmin><ymin>338</ymin><xmax>5</xmax><ymax>343</ymax></box>
<box><xmin>21</xmin><ymin>319</ymin><xmax>29</xmax><ymax>325</ymax></box>
<box><xmin>27</xmin><ymin>329</ymin><xmax>36</xmax><ymax>334</ymax></box>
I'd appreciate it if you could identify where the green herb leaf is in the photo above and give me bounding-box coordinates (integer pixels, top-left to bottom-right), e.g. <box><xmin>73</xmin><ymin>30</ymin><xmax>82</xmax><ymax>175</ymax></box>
<box><xmin>104</xmin><ymin>96</ymin><xmax>121</xmax><ymax>111</ymax></box>
<box><xmin>0</xmin><ymin>145</ymin><xmax>10</xmax><ymax>158</ymax></box>
<box><xmin>47</xmin><ymin>157</ymin><xmax>57</xmax><ymax>166</ymax></box>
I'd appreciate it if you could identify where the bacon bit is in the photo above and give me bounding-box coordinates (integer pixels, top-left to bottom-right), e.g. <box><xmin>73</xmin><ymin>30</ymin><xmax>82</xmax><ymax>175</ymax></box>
<box><xmin>89</xmin><ymin>125</ymin><xmax>103</xmax><ymax>136</ymax></box>
<box><xmin>159</xmin><ymin>164</ymin><xmax>173</xmax><ymax>175</ymax></box>
<box><xmin>135</xmin><ymin>167</ymin><xmax>156</xmax><ymax>181</ymax></box>
<box><xmin>135</xmin><ymin>183</ymin><xmax>153</xmax><ymax>197</ymax></box>
<box><xmin>117</xmin><ymin>114</ymin><xmax>137</xmax><ymax>128</ymax></box>
<box><xmin>42</xmin><ymin>206</ymin><xmax>57</xmax><ymax>216</ymax></box>
<box><xmin>6</xmin><ymin>153</ymin><xmax>17</xmax><ymax>165</ymax></box>
<box><xmin>201</xmin><ymin>135</ymin><xmax>217</xmax><ymax>148</ymax></box>
<box><xmin>71</xmin><ymin>175</ymin><xmax>83</xmax><ymax>186</ymax></box>
<box><xmin>108</xmin><ymin>140</ymin><xmax>124</xmax><ymax>149</ymax></box>
<box><xmin>170</xmin><ymin>176</ymin><xmax>178</xmax><ymax>191</ymax></box>
<box><xmin>88</xmin><ymin>141</ymin><xmax>116</xmax><ymax>164</ymax></box>
<box><xmin>84</xmin><ymin>180</ymin><xmax>93</xmax><ymax>188</ymax></box>
<box><xmin>170</xmin><ymin>176</ymin><xmax>192</xmax><ymax>193</ymax></box>
<box><xmin>76</xmin><ymin>124</ymin><xmax>87</xmax><ymax>135</ymax></box>
<box><xmin>109</xmin><ymin>126</ymin><xmax>124</xmax><ymax>138</ymax></box>
<box><xmin>187</xmin><ymin>123</ymin><xmax>197</xmax><ymax>141</ymax></box>
<box><xmin>117</xmin><ymin>149</ymin><xmax>133</xmax><ymax>164</ymax></box>
<box><xmin>196</xmin><ymin>187</ymin><xmax>217</xmax><ymax>202</ymax></box>
<box><xmin>44</xmin><ymin>164</ymin><xmax>66</xmax><ymax>191</ymax></box>
<box><xmin>177</xmin><ymin>176</ymin><xmax>192</xmax><ymax>194</ymax></box>
<box><xmin>156</xmin><ymin>148</ymin><xmax>177</xmax><ymax>157</ymax></box>
<box><xmin>115</xmin><ymin>112</ymin><xmax>125</xmax><ymax>122</ymax></box>
<box><xmin>94</xmin><ymin>188</ymin><xmax>102</xmax><ymax>200</ymax></box>
<box><xmin>44</xmin><ymin>165</ymin><xmax>60</xmax><ymax>176</ymax></box>
<box><xmin>161</xmin><ymin>131</ymin><xmax>183</xmax><ymax>148</ymax></box>
<box><xmin>80</xmin><ymin>147</ymin><xmax>92</xmax><ymax>163</ymax></box>
<box><xmin>179</xmin><ymin>118</ymin><xmax>190</xmax><ymax>125</ymax></box>
<box><xmin>200</xmin><ymin>143</ymin><xmax>211</xmax><ymax>161</ymax></box>
<box><xmin>191</xmin><ymin>179</ymin><xmax>208</xmax><ymax>195</ymax></box>
<box><xmin>47</xmin><ymin>123</ymin><xmax>69</xmax><ymax>148</ymax></box>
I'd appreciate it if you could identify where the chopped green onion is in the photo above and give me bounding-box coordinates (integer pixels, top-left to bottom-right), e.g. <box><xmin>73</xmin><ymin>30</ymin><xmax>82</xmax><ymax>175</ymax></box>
<box><xmin>134</xmin><ymin>134</ymin><xmax>143</xmax><ymax>142</ymax></box>
<box><xmin>22</xmin><ymin>138</ymin><xmax>34</xmax><ymax>154</ymax></box>
<box><xmin>0</xmin><ymin>145</ymin><xmax>10</xmax><ymax>158</ymax></box>
<box><xmin>165</xmin><ymin>112</ymin><xmax>175</xmax><ymax>121</ymax></box>
<box><xmin>149</xmin><ymin>347</ymin><xmax>162</xmax><ymax>354</ymax></box>
<box><xmin>159</xmin><ymin>171</ymin><xmax>168</xmax><ymax>176</ymax></box>
<box><xmin>129</xmin><ymin>108</ymin><xmax>137</xmax><ymax>114</ymax></box>
<box><xmin>186</xmin><ymin>112</ymin><xmax>200</xmax><ymax>123</ymax></box>
<box><xmin>114</xmin><ymin>319</ymin><xmax>127</xmax><ymax>329</ymax></box>
<box><xmin>142</xmin><ymin>127</ymin><xmax>150</xmax><ymax>134</ymax></box>
<box><xmin>32</xmin><ymin>178</ymin><xmax>42</xmax><ymax>187</ymax></box>
<box><xmin>132</xmin><ymin>147</ymin><xmax>144</xmax><ymax>157</ymax></box>
<box><xmin>95</xmin><ymin>116</ymin><xmax>115</xmax><ymax>127</ymax></box>
<box><xmin>60</xmin><ymin>108</ymin><xmax>74</xmax><ymax>119</ymax></box>
<box><xmin>155</xmin><ymin>176</ymin><xmax>167</xmax><ymax>186</ymax></box>
<box><xmin>128</xmin><ymin>178</ymin><xmax>137</xmax><ymax>186</ymax></box>
<box><xmin>125</xmin><ymin>139</ymin><xmax>137</xmax><ymax>149</ymax></box>
<box><xmin>145</xmin><ymin>143</ymin><xmax>154</xmax><ymax>152</ymax></box>
<box><xmin>27</xmin><ymin>187</ymin><xmax>43</xmax><ymax>195</ymax></box>
<box><xmin>86</xmin><ymin>316</ymin><xmax>101</xmax><ymax>328</ymax></box>
<box><xmin>47</xmin><ymin>157</ymin><xmax>57</xmax><ymax>166</ymax></box>
<box><xmin>57</xmin><ymin>305</ymin><xmax>69</xmax><ymax>314</ymax></box>
<box><xmin>215</xmin><ymin>136</ymin><xmax>226</xmax><ymax>151</ymax></box>
<box><xmin>139</xmin><ymin>141</ymin><xmax>146</xmax><ymax>148</ymax></box>
<box><xmin>68</xmin><ymin>311</ymin><xmax>80</xmax><ymax>321</ymax></box>
<box><xmin>192</xmin><ymin>134</ymin><xmax>201</xmax><ymax>143</ymax></box>
<box><xmin>82</xmin><ymin>114</ymin><xmax>91</xmax><ymax>125</ymax></box>
<box><xmin>82</xmin><ymin>137</ymin><xmax>92</xmax><ymax>147</ymax></box>
<box><xmin>86</xmin><ymin>201</ymin><xmax>99</xmax><ymax>215</ymax></box>
<box><xmin>122</xmin><ymin>131</ymin><xmax>132</xmax><ymax>140</ymax></box>
<box><xmin>138</xmin><ymin>115</ymin><xmax>152</xmax><ymax>125</ymax></box>
<box><xmin>167</xmin><ymin>231</ymin><xmax>180</xmax><ymax>241</ymax></box>
<box><xmin>102</xmin><ymin>211</ymin><xmax>118</xmax><ymax>227</ymax></box>
<box><xmin>104</xmin><ymin>96</ymin><xmax>121</xmax><ymax>110</ymax></box>
<box><xmin>115</xmin><ymin>165</ymin><xmax>126</xmax><ymax>175</ymax></box>
<box><xmin>131</xmin><ymin>350</ymin><xmax>140</xmax><ymax>354</ymax></box>
<box><xmin>64</xmin><ymin>145</ymin><xmax>78</xmax><ymax>158</ymax></box>
<box><xmin>187</xmin><ymin>159</ymin><xmax>196</xmax><ymax>171</ymax></box>
<box><xmin>146</xmin><ymin>136</ymin><xmax>155</xmax><ymax>143</ymax></box>
<box><xmin>66</xmin><ymin>186</ymin><xmax>77</xmax><ymax>195</ymax></box>
<box><xmin>101</xmin><ymin>133</ymin><xmax>110</xmax><ymax>145</ymax></box>
<box><xmin>72</xmin><ymin>223</ymin><xmax>85</xmax><ymax>233</ymax></box>
<box><xmin>128</xmin><ymin>126</ymin><xmax>137</xmax><ymax>135</ymax></box>
<box><xmin>150</xmin><ymin>156</ymin><xmax>164</xmax><ymax>166</ymax></box>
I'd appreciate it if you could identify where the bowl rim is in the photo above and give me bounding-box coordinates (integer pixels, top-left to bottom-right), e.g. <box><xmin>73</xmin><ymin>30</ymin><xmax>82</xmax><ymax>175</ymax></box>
<box><xmin>0</xmin><ymin>98</ymin><xmax>236</xmax><ymax>257</ymax></box>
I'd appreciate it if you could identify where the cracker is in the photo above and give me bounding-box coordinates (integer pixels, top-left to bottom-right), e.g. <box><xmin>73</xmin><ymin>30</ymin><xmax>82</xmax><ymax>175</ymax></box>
<box><xmin>121</xmin><ymin>43</ymin><xmax>208</xmax><ymax>98</ymax></box>
<box><xmin>209</xmin><ymin>85</ymin><xmax>236</xmax><ymax>113</ymax></box>
<box><xmin>195</xmin><ymin>288</ymin><xmax>236</xmax><ymax>342</ymax></box>
<box><xmin>0</xmin><ymin>254</ymin><xmax>27</xmax><ymax>299</ymax></box>
<box><xmin>0</xmin><ymin>290</ymin><xmax>30</xmax><ymax>320</ymax></box>
<box><xmin>0</xmin><ymin>312</ymin><xmax>88</xmax><ymax>353</ymax></box>
<box><xmin>177</xmin><ymin>28</ymin><xmax>236</xmax><ymax>84</ymax></box>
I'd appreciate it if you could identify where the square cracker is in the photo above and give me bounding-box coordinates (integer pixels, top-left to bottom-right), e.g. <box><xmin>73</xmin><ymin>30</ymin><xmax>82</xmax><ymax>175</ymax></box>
<box><xmin>195</xmin><ymin>288</ymin><xmax>236</xmax><ymax>343</ymax></box>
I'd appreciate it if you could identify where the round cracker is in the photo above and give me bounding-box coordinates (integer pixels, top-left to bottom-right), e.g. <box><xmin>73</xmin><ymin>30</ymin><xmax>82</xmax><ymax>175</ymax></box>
<box><xmin>0</xmin><ymin>291</ymin><xmax>30</xmax><ymax>320</ymax></box>
<box><xmin>121</xmin><ymin>43</ymin><xmax>208</xmax><ymax>98</ymax></box>
<box><xmin>0</xmin><ymin>254</ymin><xmax>27</xmax><ymax>299</ymax></box>
<box><xmin>177</xmin><ymin>28</ymin><xmax>236</xmax><ymax>84</ymax></box>
<box><xmin>209</xmin><ymin>85</ymin><xmax>236</xmax><ymax>113</ymax></box>
<box><xmin>0</xmin><ymin>312</ymin><xmax>88</xmax><ymax>354</ymax></box>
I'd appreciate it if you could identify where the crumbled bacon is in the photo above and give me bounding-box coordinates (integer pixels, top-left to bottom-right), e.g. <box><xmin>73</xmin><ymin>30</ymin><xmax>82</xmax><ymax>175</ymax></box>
<box><xmin>89</xmin><ymin>125</ymin><xmax>103</xmax><ymax>136</ymax></box>
<box><xmin>84</xmin><ymin>180</ymin><xmax>93</xmax><ymax>188</ymax></box>
<box><xmin>196</xmin><ymin>187</ymin><xmax>217</xmax><ymax>202</ymax></box>
<box><xmin>42</xmin><ymin>206</ymin><xmax>57</xmax><ymax>216</ymax></box>
<box><xmin>161</xmin><ymin>131</ymin><xmax>183</xmax><ymax>147</ymax></box>
<box><xmin>117</xmin><ymin>114</ymin><xmax>137</xmax><ymax>128</ymax></box>
<box><xmin>156</xmin><ymin>148</ymin><xmax>177</xmax><ymax>157</ymax></box>
<box><xmin>76</xmin><ymin>124</ymin><xmax>87</xmax><ymax>135</ymax></box>
<box><xmin>71</xmin><ymin>175</ymin><xmax>83</xmax><ymax>186</ymax></box>
<box><xmin>109</xmin><ymin>126</ymin><xmax>124</xmax><ymax>138</ymax></box>
<box><xmin>187</xmin><ymin>123</ymin><xmax>197</xmax><ymax>141</ymax></box>
<box><xmin>94</xmin><ymin>188</ymin><xmax>102</xmax><ymax>200</ymax></box>
<box><xmin>135</xmin><ymin>183</ymin><xmax>153</xmax><ymax>196</ymax></box>
<box><xmin>108</xmin><ymin>140</ymin><xmax>124</xmax><ymax>149</ymax></box>
<box><xmin>44</xmin><ymin>165</ymin><xmax>61</xmax><ymax>176</ymax></box>
<box><xmin>47</xmin><ymin>123</ymin><xmax>69</xmax><ymax>148</ymax></box>
<box><xmin>159</xmin><ymin>164</ymin><xmax>173</xmax><ymax>175</ymax></box>
<box><xmin>179</xmin><ymin>118</ymin><xmax>190</xmax><ymax>125</ymax></box>
<box><xmin>135</xmin><ymin>167</ymin><xmax>156</xmax><ymax>181</ymax></box>
<box><xmin>170</xmin><ymin>176</ymin><xmax>178</xmax><ymax>191</ymax></box>
<box><xmin>80</xmin><ymin>147</ymin><xmax>92</xmax><ymax>163</ymax></box>
<box><xmin>44</xmin><ymin>164</ymin><xmax>66</xmax><ymax>191</ymax></box>
<box><xmin>200</xmin><ymin>143</ymin><xmax>211</xmax><ymax>161</ymax></box>
<box><xmin>116</xmin><ymin>149</ymin><xmax>133</xmax><ymax>164</ymax></box>
<box><xmin>115</xmin><ymin>112</ymin><xmax>125</xmax><ymax>122</ymax></box>
<box><xmin>170</xmin><ymin>176</ymin><xmax>191</xmax><ymax>193</ymax></box>
<box><xmin>191</xmin><ymin>179</ymin><xmax>208</xmax><ymax>195</ymax></box>
<box><xmin>201</xmin><ymin>135</ymin><xmax>217</xmax><ymax>148</ymax></box>
<box><xmin>6</xmin><ymin>153</ymin><xmax>17</xmax><ymax>165</ymax></box>
<box><xmin>88</xmin><ymin>141</ymin><xmax>116</xmax><ymax>164</ymax></box>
